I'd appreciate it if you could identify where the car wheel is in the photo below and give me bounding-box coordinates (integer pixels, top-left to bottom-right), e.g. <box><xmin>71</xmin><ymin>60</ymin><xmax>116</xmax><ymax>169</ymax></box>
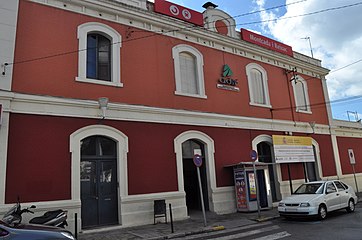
<box><xmin>346</xmin><ymin>199</ymin><xmax>355</xmax><ymax>213</ymax></box>
<box><xmin>318</xmin><ymin>205</ymin><xmax>327</xmax><ymax>220</ymax></box>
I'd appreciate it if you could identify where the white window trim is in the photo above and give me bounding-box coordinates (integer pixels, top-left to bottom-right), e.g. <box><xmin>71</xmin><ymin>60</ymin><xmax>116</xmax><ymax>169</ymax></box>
<box><xmin>292</xmin><ymin>75</ymin><xmax>312</xmax><ymax>114</ymax></box>
<box><xmin>174</xmin><ymin>130</ymin><xmax>216</xmax><ymax>211</ymax></box>
<box><xmin>69</xmin><ymin>125</ymin><xmax>129</xmax><ymax>227</ymax></box>
<box><xmin>246</xmin><ymin>63</ymin><xmax>271</xmax><ymax>108</ymax></box>
<box><xmin>172</xmin><ymin>44</ymin><xmax>206</xmax><ymax>99</ymax></box>
<box><xmin>70</xmin><ymin>125</ymin><xmax>129</xmax><ymax>202</ymax></box>
<box><xmin>252</xmin><ymin>135</ymin><xmax>323</xmax><ymax>195</ymax></box>
<box><xmin>76</xmin><ymin>22</ymin><xmax>122</xmax><ymax>87</ymax></box>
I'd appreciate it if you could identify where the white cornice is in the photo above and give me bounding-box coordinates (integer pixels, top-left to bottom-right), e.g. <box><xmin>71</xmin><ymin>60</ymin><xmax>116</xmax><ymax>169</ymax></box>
<box><xmin>29</xmin><ymin>0</ymin><xmax>329</xmax><ymax>78</ymax></box>
<box><xmin>1</xmin><ymin>91</ymin><xmax>331</xmax><ymax>135</ymax></box>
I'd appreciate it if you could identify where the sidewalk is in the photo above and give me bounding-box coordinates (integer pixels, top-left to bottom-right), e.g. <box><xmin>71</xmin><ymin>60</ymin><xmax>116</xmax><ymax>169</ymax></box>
<box><xmin>77</xmin><ymin>208</ymin><xmax>280</xmax><ymax>240</ymax></box>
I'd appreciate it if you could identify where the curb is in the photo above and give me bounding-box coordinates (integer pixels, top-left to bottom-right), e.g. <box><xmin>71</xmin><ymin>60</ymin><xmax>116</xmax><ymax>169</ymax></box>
<box><xmin>147</xmin><ymin>214</ymin><xmax>280</xmax><ymax>239</ymax></box>
<box><xmin>146</xmin><ymin>225</ymin><xmax>225</xmax><ymax>240</ymax></box>
<box><xmin>251</xmin><ymin>214</ymin><xmax>280</xmax><ymax>222</ymax></box>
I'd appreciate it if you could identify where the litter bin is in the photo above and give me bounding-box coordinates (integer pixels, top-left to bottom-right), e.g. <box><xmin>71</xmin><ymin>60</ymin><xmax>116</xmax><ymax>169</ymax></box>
<box><xmin>233</xmin><ymin>163</ymin><xmax>272</xmax><ymax>212</ymax></box>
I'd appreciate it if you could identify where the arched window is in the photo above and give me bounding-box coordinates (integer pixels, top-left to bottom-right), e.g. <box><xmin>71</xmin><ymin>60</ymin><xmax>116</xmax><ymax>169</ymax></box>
<box><xmin>246</xmin><ymin>63</ymin><xmax>271</xmax><ymax>107</ymax></box>
<box><xmin>87</xmin><ymin>34</ymin><xmax>111</xmax><ymax>81</ymax></box>
<box><xmin>77</xmin><ymin>22</ymin><xmax>122</xmax><ymax>87</ymax></box>
<box><xmin>172</xmin><ymin>45</ymin><xmax>206</xmax><ymax>98</ymax></box>
<box><xmin>292</xmin><ymin>76</ymin><xmax>311</xmax><ymax>113</ymax></box>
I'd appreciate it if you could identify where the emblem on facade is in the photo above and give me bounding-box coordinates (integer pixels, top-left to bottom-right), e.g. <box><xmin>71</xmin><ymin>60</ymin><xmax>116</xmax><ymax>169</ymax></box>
<box><xmin>182</xmin><ymin>9</ymin><xmax>191</xmax><ymax>19</ymax></box>
<box><xmin>169</xmin><ymin>5</ymin><xmax>179</xmax><ymax>16</ymax></box>
<box><xmin>217</xmin><ymin>65</ymin><xmax>239</xmax><ymax>92</ymax></box>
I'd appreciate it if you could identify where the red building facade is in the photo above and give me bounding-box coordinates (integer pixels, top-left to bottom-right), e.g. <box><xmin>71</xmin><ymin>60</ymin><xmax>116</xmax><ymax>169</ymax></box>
<box><xmin>1</xmin><ymin>0</ymin><xmax>361</xmax><ymax>233</ymax></box>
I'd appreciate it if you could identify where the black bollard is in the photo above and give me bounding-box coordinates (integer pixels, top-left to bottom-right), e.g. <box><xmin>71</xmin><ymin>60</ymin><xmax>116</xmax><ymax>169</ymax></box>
<box><xmin>74</xmin><ymin>213</ymin><xmax>78</xmax><ymax>239</ymax></box>
<box><xmin>169</xmin><ymin>203</ymin><xmax>174</xmax><ymax>233</ymax></box>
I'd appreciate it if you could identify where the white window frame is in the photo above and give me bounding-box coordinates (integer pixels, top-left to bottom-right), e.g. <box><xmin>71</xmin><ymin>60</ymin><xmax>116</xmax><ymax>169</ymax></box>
<box><xmin>172</xmin><ymin>44</ymin><xmax>206</xmax><ymax>99</ymax></box>
<box><xmin>292</xmin><ymin>75</ymin><xmax>312</xmax><ymax>114</ymax></box>
<box><xmin>246</xmin><ymin>63</ymin><xmax>271</xmax><ymax>108</ymax></box>
<box><xmin>76</xmin><ymin>22</ymin><xmax>122</xmax><ymax>87</ymax></box>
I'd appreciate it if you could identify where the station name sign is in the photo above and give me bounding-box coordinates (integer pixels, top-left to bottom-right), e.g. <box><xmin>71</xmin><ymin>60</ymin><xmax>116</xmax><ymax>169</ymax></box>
<box><xmin>240</xmin><ymin>29</ymin><xmax>293</xmax><ymax>57</ymax></box>
<box><xmin>154</xmin><ymin>0</ymin><xmax>203</xmax><ymax>26</ymax></box>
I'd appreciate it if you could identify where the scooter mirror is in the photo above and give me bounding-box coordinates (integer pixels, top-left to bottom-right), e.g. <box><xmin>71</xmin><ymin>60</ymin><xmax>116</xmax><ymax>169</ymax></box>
<box><xmin>30</xmin><ymin>205</ymin><xmax>36</xmax><ymax>209</ymax></box>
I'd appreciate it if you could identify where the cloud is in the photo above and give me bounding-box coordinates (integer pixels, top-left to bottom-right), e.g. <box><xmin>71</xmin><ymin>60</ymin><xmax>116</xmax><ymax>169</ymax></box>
<box><xmin>255</xmin><ymin>0</ymin><xmax>362</xmax><ymax>101</ymax></box>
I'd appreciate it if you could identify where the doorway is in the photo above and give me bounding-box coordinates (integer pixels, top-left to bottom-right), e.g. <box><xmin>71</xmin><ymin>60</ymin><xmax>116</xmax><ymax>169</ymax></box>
<box><xmin>257</xmin><ymin>142</ymin><xmax>281</xmax><ymax>202</ymax></box>
<box><xmin>182</xmin><ymin>139</ymin><xmax>209</xmax><ymax>213</ymax></box>
<box><xmin>305</xmin><ymin>145</ymin><xmax>320</xmax><ymax>182</ymax></box>
<box><xmin>80</xmin><ymin>136</ymin><xmax>118</xmax><ymax>229</ymax></box>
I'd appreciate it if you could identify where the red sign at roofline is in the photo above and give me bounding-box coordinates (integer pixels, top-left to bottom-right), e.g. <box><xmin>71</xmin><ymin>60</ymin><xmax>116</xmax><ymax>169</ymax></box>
<box><xmin>240</xmin><ymin>29</ymin><xmax>293</xmax><ymax>57</ymax></box>
<box><xmin>154</xmin><ymin>0</ymin><xmax>203</xmax><ymax>26</ymax></box>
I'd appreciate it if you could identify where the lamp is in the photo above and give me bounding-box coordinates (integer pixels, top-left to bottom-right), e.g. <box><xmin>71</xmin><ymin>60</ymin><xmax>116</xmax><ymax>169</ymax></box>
<box><xmin>98</xmin><ymin>97</ymin><xmax>109</xmax><ymax>119</ymax></box>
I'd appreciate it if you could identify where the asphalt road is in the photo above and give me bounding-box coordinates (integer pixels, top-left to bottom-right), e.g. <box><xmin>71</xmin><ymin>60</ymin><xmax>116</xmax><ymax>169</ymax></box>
<box><xmin>175</xmin><ymin>202</ymin><xmax>362</xmax><ymax>240</ymax></box>
<box><xmin>275</xmin><ymin>203</ymin><xmax>362</xmax><ymax>240</ymax></box>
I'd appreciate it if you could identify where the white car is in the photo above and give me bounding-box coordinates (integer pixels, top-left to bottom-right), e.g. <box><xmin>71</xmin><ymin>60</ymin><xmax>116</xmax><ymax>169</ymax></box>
<box><xmin>278</xmin><ymin>180</ymin><xmax>358</xmax><ymax>220</ymax></box>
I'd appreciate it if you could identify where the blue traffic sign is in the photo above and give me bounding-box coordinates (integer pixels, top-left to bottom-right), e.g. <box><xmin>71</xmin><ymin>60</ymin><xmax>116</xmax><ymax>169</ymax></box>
<box><xmin>250</xmin><ymin>150</ymin><xmax>258</xmax><ymax>161</ymax></box>
<box><xmin>193</xmin><ymin>154</ymin><xmax>203</xmax><ymax>167</ymax></box>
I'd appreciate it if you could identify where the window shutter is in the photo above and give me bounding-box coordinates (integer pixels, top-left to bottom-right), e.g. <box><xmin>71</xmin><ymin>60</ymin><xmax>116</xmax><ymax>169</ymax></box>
<box><xmin>295</xmin><ymin>81</ymin><xmax>308</xmax><ymax>111</ymax></box>
<box><xmin>251</xmin><ymin>69</ymin><xmax>265</xmax><ymax>104</ymax></box>
<box><xmin>179</xmin><ymin>52</ymin><xmax>198</xmax><ymax>94</ymax></box>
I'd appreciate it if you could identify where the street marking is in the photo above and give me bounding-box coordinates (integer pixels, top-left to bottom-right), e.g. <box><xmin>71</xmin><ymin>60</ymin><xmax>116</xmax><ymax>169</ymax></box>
<box><xmin>211</xmin><ymin>225</ymin><xmax>280</xmax><ymax>240</ymax></box>
<box><xmin>181</xmin><ymin>222</ymin><xmax>273</xmax><ymax>239</ymax></box>
<box><xmin>252</xmin><ymin>231</ymin><xmax>291</xmax><ymax>240</ymax></box>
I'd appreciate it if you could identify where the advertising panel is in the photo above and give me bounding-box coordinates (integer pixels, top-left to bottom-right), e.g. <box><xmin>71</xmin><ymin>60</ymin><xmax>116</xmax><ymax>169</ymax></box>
<box><xmin>234</xmin><ymin>168</ymin><xmax>247</xmax><ymax>210</ymax></box>
<box><xmin>248</xmin><ymin>172</ymin><xmax>257</xmax><ymax>201</ymax></box>
<box><xmin>154</xmin><ymin>0</ymin><xmax>203</xmax><ymax>26</ymax></box>
<box><xmin>273</xmin><ymin>135</ymin><xmax>314</xmax><ymax>163</ymax></box>
<box><xmin>240</xmin><ymin>29</ymin><xmax>293</xmax><ymax>56</ymax></box>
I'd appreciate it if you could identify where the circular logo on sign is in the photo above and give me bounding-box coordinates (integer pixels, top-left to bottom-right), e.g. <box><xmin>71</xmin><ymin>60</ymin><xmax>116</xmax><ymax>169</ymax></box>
<box><xmin>182</xmin><ymin>9</ymin><xmax>191</xmax><ymax>19</ymax></box>
<box><xmin>169</xmin><ymin>5</ymin><xmax>179</xmax><ymax>16</ymax></box>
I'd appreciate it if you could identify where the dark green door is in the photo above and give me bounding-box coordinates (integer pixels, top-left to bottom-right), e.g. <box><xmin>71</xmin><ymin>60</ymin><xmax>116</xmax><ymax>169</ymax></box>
<box><xmin>80</xmin><ymin>136</ymin><xmax>118</xmax><ymax>229</ymax></box>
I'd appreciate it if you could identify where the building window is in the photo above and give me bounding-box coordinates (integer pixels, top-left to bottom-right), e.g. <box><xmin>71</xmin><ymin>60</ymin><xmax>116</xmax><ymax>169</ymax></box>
<box><xmin>172</xmin><ymin>44</ymin><xmax>206</xmax><ymax>98</ymax></box>
<box><xmin>292</xmin><ymin>76</ymin><xmax>311</xmax><ymax>113</ymax></box>
<box><xmin>87</xmin><ymin>34</ymin><xmax>111</xmax><ymax>81</ymax></box>
<box><xmin>246</xmin><ymin>63</ymin><xmax>271</xmax><ymax>107</ymax></box>
<box><xmin>77</xmin><ymin>22</ymin><xmax>122</xmax><ymax>87</ymax></box>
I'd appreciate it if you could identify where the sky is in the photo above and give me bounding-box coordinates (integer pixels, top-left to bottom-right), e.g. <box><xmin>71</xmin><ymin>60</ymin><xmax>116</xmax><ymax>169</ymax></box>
<box><xmin>150</xmin><ymin>0</ymin><xmax>362</xmax><ymax>122</ymax></box>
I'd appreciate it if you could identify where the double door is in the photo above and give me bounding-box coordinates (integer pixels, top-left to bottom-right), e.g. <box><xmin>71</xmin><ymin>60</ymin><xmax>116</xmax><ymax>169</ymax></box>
<box><xmin>80</xmin><ymin>136</ymin><xmax>118</xmax><ymax>229</ymax></box>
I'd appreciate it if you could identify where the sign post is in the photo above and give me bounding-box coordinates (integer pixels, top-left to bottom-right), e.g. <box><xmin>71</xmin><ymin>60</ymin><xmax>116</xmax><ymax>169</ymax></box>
<box><xmin>250</xmin><ymin>150</ymin><xmax>261</xmax><ymax>219</ymax></box>
<box><xmin>348</xmin><ymin>149</ymin><xmax>359</xmax><ymax>192</ymax></box>
<box><xmin>193</xmin><ymin>153</ymin><xmax>207</xmax><ymax>227</ymax></box>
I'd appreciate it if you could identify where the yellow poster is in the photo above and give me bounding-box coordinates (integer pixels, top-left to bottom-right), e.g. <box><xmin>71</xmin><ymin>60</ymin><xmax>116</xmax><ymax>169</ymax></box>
<box><xmin>272</xmin><ymin>135</ymin><xmax>314</xmax><ymax>163</ymax></box>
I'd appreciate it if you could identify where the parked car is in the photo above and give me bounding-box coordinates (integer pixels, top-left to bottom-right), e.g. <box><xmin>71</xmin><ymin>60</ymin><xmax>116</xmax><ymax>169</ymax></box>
<box><xmin>278</xmin><ymin>180</ymin><xmax>358</xmax><ymax>220</ymax></box>
<box><xmin>0</xmin><ymin>220</ymin><xmax>75</xmax><ymax>239</ymax></box>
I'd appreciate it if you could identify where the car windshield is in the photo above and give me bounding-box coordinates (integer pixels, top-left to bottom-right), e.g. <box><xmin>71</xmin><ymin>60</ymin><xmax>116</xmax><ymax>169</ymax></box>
<box><xmin>294</xmin><ymin>183</ymin><xmax>324</xmax><ymax>194</ymax></box>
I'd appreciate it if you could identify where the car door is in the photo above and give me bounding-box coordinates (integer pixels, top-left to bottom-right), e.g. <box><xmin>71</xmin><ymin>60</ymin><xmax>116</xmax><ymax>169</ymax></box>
<box><xmin>324</xmin><ymin>182</ymin><xmax>340</xmax><ymax>211</ymax></box>
<box><xmin>334</xmin><ymin>181</ymin><xmax>349</xmax><ymax>208</ymax></box>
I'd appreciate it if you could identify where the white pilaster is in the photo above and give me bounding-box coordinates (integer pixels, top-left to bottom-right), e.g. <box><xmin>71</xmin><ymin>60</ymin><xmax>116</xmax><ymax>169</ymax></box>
<box><xmin>0</xmin><ymin>0</ymin><xmax>19</xmax><ymax>91</ymax></box>
<box><xmin>0</xmin><ymin>102</ymin><xmax>10</xmax><ymax>204</ymax></box>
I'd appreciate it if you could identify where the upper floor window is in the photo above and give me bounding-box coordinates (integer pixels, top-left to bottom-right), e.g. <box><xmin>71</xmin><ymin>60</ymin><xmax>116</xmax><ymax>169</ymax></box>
<box><xmin>246</xmin><ymin>63</ymin><xmax>271</xmax><ymax>107</ymax></box>
<box><xmin>172</xmin><ymin>44</ymin><xmax>206</xmax><ymax>98</ymax></box>
<box><xmin>77</xmin><ymin>22</ymin><xmax>122</xmax><ymax>87</ymax></box>
<box><xmin>87</xmin><ymin>34</ymin><xmax>111</xmax><ymax>81</ymax></box>
<box><xmin>292</xmin><ymin>76</ymin><xmax>311</xmax><ymax>113</ymax></box>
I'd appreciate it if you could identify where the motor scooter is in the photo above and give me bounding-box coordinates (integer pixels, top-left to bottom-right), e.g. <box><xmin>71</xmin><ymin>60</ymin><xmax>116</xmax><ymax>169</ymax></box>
<box><xmin>2</xmin><ymin>200</ymin><xmax>68</xmax><ymax>228</ymax></box>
